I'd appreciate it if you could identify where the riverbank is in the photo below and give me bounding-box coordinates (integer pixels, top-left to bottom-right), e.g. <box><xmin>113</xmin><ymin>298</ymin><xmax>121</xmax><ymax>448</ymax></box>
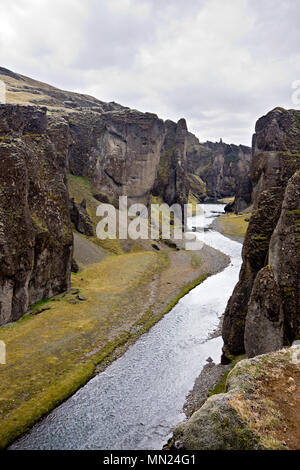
<box><xmin>211</xmin><ymin>213</ymin><xmax>250</xmax><ymax>243</ymax></box>
<box><xmin>0</xmin><ymin>241</ymin><xmax>229</xmax><ymax>449</ymax></box>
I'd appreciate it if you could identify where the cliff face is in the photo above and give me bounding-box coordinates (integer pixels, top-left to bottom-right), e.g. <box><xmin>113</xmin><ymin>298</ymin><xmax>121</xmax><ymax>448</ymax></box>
<box><xmin>2</xmin><ymin>67</ymin><xmax>253</xmax><ymax>211</ymax></box>
<box><xmin>153</xmin><ymin>119</ymin><xmax>189</xmax><ymax>207</ymax></box>
<box><xmin>186</xmin><ymin>133</ymin><xmax>251</xmax><ymax>201</ymax></box>
<box><xmin>1</xmin><ymin>67</ymin><xmax>169</xmax><ymax>209</ymax></box>
<box><xmin>68</xmin><ymin>110</ymin><xmax>165</xmax><ymax>207</ymax></box>
<box><xmin>223</xmin><ymin>108</ymin><xmax>300</xmax><ymax>358</ymax></box>
<box><xmin>0</xmin><ymin>105</ymin><xmax>73</xmax><ymax>325</ymax></box>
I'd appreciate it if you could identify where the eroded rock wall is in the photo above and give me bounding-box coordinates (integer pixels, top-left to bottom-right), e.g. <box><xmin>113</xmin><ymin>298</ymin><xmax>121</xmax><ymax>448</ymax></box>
<box><xmin>153</xmin><ymin>119</ymin><xmax>189</xmax><ymax>207</ymax></box>
<box><xmin>186</xmin><ymin>133</ymin><xmax>251</xmax><ymax>201</ymax></box>
<box><xmin>0</xmin><ymin>105</ymin><xmax>73</xmax><ymax>325</ymax></box>
<box><xmin>68</xmin><ymin>109</ymin><xmax>165</xmax><ymax>207</ymax></box>
<box><xmin>223</xmin><ymin>108</ymin><xmax>300</xmax><ymax>358</ymax></box>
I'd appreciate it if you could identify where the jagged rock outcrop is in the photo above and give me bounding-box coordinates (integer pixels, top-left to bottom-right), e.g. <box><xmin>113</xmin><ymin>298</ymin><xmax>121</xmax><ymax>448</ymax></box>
<box><xmin>68</xmin><ymin>109</ymin><xmax>165</xmax><ymax>207</ymax></box>
<box><xmin>1</xmin><ymin>67</ymin><xmax>167</xmax><ymax>209</ymax></box>
<box><xmin>233</xmin><ymin>174</ymin><xmax>252</xmax><ymax>212</ymax></box>
<box><xmin>223</xmin><ymin>108</ymin><xmax>300</xmax><ymax>358</ymax></box>
<box><xmin>70</xmin><ymin>198</ymin><xmax>94</xmax><ymax>236</ymax></box>
<box><xmin>169</xmin><ymin>345</ymin><xmax>300</xmax><ymax>450</ymax></box>
<box><xmin>186</xmin><ymin>133</ymin><xmax>251</xmax><ymax>201</ymax></box>
<box><xmin>153</xmin><ymin>119</ymin><xmax>189</xmax><ymax>207</ymax></box>
<box><xmin>0</xmin><ymin>104</ymin><xmax>73</xmax><ymax>325</ymax></box>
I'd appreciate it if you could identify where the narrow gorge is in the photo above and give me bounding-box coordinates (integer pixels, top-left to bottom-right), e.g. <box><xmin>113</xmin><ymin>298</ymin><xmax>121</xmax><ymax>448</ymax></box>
<box><xmin>0</xmin><ymin>66</ymin><xmax>299</xmax><ymax>451</ymax></box>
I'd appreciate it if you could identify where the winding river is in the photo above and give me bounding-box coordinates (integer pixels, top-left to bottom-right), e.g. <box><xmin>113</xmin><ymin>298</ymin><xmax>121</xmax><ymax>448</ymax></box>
<box><xmin>11</xmin><ymin>204</ymin><xmax>242</xmax><ymax>450</ymax></box>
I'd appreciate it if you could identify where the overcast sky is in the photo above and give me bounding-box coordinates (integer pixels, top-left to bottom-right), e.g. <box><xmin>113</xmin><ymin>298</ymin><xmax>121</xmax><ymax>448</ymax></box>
<box><xmin>0</xmin><ymin>0</ymin><xmax>299</xmax><ymax>145</ymax></box>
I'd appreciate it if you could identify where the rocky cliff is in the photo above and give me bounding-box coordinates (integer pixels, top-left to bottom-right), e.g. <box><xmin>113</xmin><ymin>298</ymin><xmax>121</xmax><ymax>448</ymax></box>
<box><xmin>0</xmin><ymin>66</ymin><xmax>254</xmax><ymax>326</ymax></box>
<box><xmin>223</xmin><ymin>108</ymin><xmax>300</xmax><ymax>358</ymax></box>
<box><xmin>153</xmin><ymin>119</ymin><xmax>189</xmax><ymax>207</ymax></box>
<box><xmin>0</xmin><ymin>104</ymin><xmax>73</xmax><ymax>325</ymax></box>
<box><xmin>186</xmin><ymin>133</ymin><xmax>251</xmax><ymax>201</ymax></box>
<box><xmin>1</xmin><ymin>67</ymin><xmax>252</xmax><ymax>212</ymax></box>
<box><xmin>1</xmin><ymin>67</ymin><xmax>171</xmax><ymax>209</ymax></box>
<box><xmin>68</xmin><ymin>109</ymin><xmax>165</xmax><ymax>207</ymax></box>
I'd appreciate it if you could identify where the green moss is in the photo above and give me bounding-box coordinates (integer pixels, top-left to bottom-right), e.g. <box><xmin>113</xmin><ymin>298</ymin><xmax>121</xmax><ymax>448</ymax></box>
<box><xmin>30</xmin><ymin>297</ymin><xmax>52</xmax><ymax>311</ymax></box>
<box><xmin>68</xmin><ymin>173</ymin><xmax>123</xmax><ymax>255</ymax></box>
<box><xmin>289</xmin><ymin>209</ymin><xmax>300</xmax><ymax>216</ymax></box>
<box><xmin>209</xmin><ymin>355</ymin><xmax>245</xmax><ymax>396</ymax></box>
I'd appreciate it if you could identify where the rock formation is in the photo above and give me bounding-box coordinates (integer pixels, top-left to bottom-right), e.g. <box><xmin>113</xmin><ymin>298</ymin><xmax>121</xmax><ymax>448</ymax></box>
<box><xmin>0</xmin><ymin>66</ymin><xmax>254</xmax><ymax>326</ymax></box>
<box><xmin>1</xmin><ymin>67</ymin><xmax>251</xmax><ymax>211</ymax></box>
<box><xmin>68</xmin><ymin>109</ymin><xmax>165</xmax><ymax>207</ymax></box>
<box><xmin>186</xmin><ymin>133</ymin><xmax>251</xmax><ymax>201</ymax></box>
<box><xmin>233</xmin><ymin>173</ymin><xmax>252</xmax><ymax>212</ymax></box>
<box><xmin>223</xmin><ymin>108</ymin><xmax>300</xmax><ymax>358</ymax></box>
<box><xmin>70</xmin><ymin>198</ymin><xmax>94</xmax><ymax>236</ymax></box>
<box><xmin>153</xmin><ymin>119</ymin><xmax>189</xmax><ymax>207</ymax></box>
<box><xmin>169</xmin><ymin>345</ymin><xmax>300</xmax><ymax>450</ymax></box>
<box><xmin>0</xmin><ymin>104</ymin><xmax>73</xmax><ymax>325</ymax></box>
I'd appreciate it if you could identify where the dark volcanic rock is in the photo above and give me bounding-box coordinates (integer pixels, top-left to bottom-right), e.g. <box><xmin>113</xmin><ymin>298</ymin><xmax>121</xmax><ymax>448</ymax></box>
<box><xmin>186</xmin><ymin>133</ymin><xmax>251</xmax><ymax>201</ymax></box>
<box><xmin>70</xmin><ymin>198</ymin><xmax>94</xmax><ymax>236</ymax></box>
<box><xmin>233</xmin><ymin>174</ymin><xmax>252</xmax><ymax>212</ymax></box>
<box><xmin>0</xmin><ymin>104</ymin><xmax>73</xmax><ymax>325</ymax></box>
<box><xmin>223</xmin><ymin>108</ymin><xmax>300</xmax><ymax>357</ymax></box>
<box><xmin>68</xmin><ymin>109</ymin><xmax>165</xmax><ymax>207</ymax></box>
<box><xmin>153</xmin><ymin>119</ymin><xmax>189</xmax><ymax>208</ymax></box>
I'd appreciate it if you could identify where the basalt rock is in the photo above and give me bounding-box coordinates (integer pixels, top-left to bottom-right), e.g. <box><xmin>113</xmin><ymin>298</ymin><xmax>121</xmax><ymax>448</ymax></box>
<box><xmin>1</xmin><ymin>66</ymin><xmax>167</xmax><ymax>209</ymax></box>
<box><xmin>233</xmin><ymin>174</ymin><xmax>252</xmax><ymax>213</ymax></box>
<box><xmin>70</xmin><ymin>198</ymin><xmax>94</xmax><ymax>236</ymax></box>
<box><xmin>186</xmin><ymin>133</ymin><xmax>251</xmax><ymax>201</ymax></box>
<box><xmin>0</xmin><ymin>104</ymin><xmax>73</xmax><ymax>325</ymax></box>
<box><xmin>68</xmin><ymin>109</ymin><xmax>165</xmax><ymax>207</ymax></box>
<box><xmin>223</xmin><ymin>108</ymin><xmax>300</xmax><ymax>358</ymax></box>
<box><xmin>153</xmin><ymin>119</ymin><xmax>189</xmax><ymax>208</ymax></box>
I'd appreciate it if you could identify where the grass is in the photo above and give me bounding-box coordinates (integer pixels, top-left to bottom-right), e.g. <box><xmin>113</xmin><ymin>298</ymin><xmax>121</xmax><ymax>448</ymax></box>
<box><xmin>0</xmin><ymin>249</ymin><xmax>208</xmax><ymax>449</ymax></box>
<box><xmin>217</xmin><ymin>213</ymin><xmax>251</xmax><ymax>239</ymax></box>
<box><xmin>163</xmin><ymin>274</ymin><xmax>207</xmax><ymax>312</ymax></box>
<box><xmin>209</xmin><ymin>355</ymin><xmax>245</xmax><ymax>396</ymax></box>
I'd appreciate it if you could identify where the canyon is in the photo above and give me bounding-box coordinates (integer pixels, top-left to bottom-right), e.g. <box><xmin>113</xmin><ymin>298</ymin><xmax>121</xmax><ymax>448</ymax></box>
<box><xmin>0</xmin><ymin>66</ymin><xmax>299</xmax><ymax>451</ymax></box>
<box><xmin>0</xmin><ymin>66</ymin><xmax>251</xmax><ymax>325</ymax></box>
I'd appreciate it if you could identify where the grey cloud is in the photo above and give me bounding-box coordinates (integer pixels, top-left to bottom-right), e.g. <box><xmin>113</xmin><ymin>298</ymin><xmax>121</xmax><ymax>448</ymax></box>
<box><xmin>0</xmin><ymin>0</ymin><xmax>299</xmax><ymax>145</ymax></box>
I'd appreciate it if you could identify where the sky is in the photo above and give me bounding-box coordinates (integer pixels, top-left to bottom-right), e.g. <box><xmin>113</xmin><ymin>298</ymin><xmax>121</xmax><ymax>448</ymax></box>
<box><xmin>0</xmin><ymin>0</ymin><xmax>299</xmax><ymax>145</ymax></box>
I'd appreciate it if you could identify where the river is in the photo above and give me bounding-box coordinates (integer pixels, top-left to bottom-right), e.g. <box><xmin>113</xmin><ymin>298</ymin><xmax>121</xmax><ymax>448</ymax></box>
<box><xmin>10</xmin><ymin>204</ymin><xmax>242</xmax><ymax>450</ymax></box>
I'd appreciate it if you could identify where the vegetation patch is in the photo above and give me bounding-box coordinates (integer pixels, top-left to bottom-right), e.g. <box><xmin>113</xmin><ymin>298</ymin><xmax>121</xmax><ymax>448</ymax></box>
<box><xmin>217</xmin><ymin>213</ymin><xmax>251</xmax><ymax>239</ymax></box>
<box><xmin>209</xmin><ymin>355</ymin><xmax>245</xmax><ymax>396</ymax></box>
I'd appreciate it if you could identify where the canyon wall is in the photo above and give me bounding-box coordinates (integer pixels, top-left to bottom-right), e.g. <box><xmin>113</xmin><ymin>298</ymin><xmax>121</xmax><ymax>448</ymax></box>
<box><xmin>0</xmin><ymin>66</ymin><xmax>254</xmax><ymax>326</ymax></box>
<box><xmin>68</xmin><ymin>109</ymin><xmax>165</xmax><ymax>207</ymax></box>
<box><xmin>152</xmin><ymin>118</ymin><xmax>189</xmax><ymax>207</ymax></box>
<box><xmin>223</xmin><ymin>107</ymin><xmax>300</xmax><ymax>358</ymax></box>
<box><xmin>186</xmin><ymin>133</ymin><xmax>251</xmax><ymax>201</ymax></box>
<box><xmin>0</xmin><ymin>105</ymin><xmax>73</xmax><ymax>325</ymax></box>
